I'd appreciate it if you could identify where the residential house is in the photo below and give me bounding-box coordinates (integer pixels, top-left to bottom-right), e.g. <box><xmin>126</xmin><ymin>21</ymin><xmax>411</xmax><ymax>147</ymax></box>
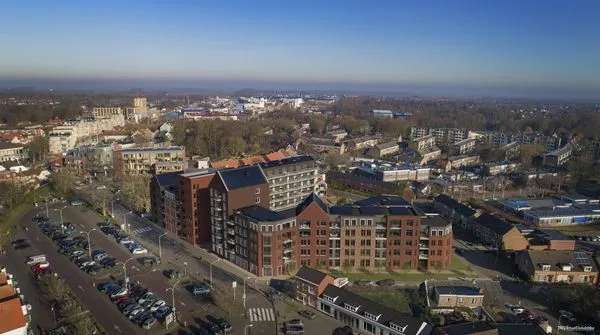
<box><xmin>452</xmin><ymin>139</ymin><xmax>476</xmax><ymax>155</ymax></box>
<box><xmin>433</xmin><ymin>286</ymin><xmax>484</xmax><ymax>309</ymax></box>
<box><xmin>471</xmin><ymin>214</ymin><xmax>528</xmax><ymax>251</ymax></box>
<box><xmin>516</xmin><ymin>250</ymin><xmax>598</xmax><ymax>284</ymax></box>
<box><xmin>445</xmin><ymin>155</ymin><xmax>480</xmax><ymax>172</ymax></box>
<box><xmin>369</xmin><ymin>141</ymin><xmax>399</xmax><ymax>158</ymax></box>
<box><xmin>318</xmin><ymin>284</ymin><xmax>432</xmax><ymax>335</ymax></box>
<box><xmin>294</xmin><ymin>266</ymin><xmax>335</xmax><ymax>307</ymax></box>
<box><xmin>433</xmin><ymin>195</ymin><xmax>476</xmax><ymax>230</ymax></box>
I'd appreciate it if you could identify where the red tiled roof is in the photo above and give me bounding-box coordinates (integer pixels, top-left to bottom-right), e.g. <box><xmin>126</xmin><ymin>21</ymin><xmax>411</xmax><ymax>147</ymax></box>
<box><xmin>0</xmin><ymin>298</ymin><xmax>27</xmax><ymax>333</ymax></box>
<box><xmin>265</xmin><ymin>151</ymin><xmax>287</xmax><ymax>161</ymax></box>
<box><xmin>0</xmin><ymin>285</ymin><xmax>16</xmax><ymax>300</ymax></box>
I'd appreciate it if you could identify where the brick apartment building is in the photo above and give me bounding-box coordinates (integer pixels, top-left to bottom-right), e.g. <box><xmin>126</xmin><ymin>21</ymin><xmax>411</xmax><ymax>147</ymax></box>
<box><xmin>221</xmin><ymin>194</ymin><xmax>452</xmax><ymax>276</ymax></box>
<box><xmin>209</xmin><ymin>165</ymin><xmax>271</xmax><ymax>260</ymax></box>
<box><xmin>150</xmin><ymin>155</ymin><xmax>452</xmax><ymax>277</ymax></box>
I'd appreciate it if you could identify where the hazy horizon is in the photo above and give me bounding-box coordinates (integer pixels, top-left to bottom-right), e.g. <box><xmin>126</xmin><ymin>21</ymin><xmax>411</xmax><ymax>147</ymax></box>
<box><xmin>2</xmin><ymin>0</ymin><xmax>600</xmax><ymax>100</ymax></box>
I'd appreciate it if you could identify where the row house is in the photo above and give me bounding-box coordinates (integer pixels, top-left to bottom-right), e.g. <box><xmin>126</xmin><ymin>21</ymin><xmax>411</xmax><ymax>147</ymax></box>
<box><xmin>516</xmin><ymin>250</ymin><xmax>597</xmax><ymax>284</ymax></box>
<box><xmin>470</xmin><ymin>214</ymin><xmax>528</xmax><ymax>251</ymax></box>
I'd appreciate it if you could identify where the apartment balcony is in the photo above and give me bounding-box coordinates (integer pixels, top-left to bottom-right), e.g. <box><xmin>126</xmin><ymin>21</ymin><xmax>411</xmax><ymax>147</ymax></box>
<box><xmin>420</xmin><ymin>236</ymin><xmax>429</xmax><ymax>241</ymax></box>
<box><xmin>299</xmin><ymin>224</ymin><xmax>310</xmax><ymax>230</ymax></box>
<box><xmin>375</xmin><ymin>224</ymin><xmax>386</xmax><ymax>230</ymax></box>
<box><xmin>226</xmin><ymin>229</ymin><xmax>235</xmax><ymax>236</ymax></box>
<box><xmin>226</xmin><ymin>239</ymin><xmax>236</xmax><ymax>245</ymax></box>
<box><xmin>419</xmin><ymin>244</ymin><xmax>429</xmax><ymax>250</ymax></box>
<box><xmin>283</xmin><ymin>248</ymin><xmax>293</xmax><ymax>255</ymax></box>
<box><xmin>330</xmin><ymin>224</ymin><xmax>340</xmax><ymax>229</ymax></box>
<box><xmin>226</xmin><ymin>220</ymin><xmax>235</xmax><ymax>227</ymax></box>
<box><xmin>418</xmin><ymin>253</ymin><xmax>428</xmax><ymax>260</ymax></box>
<box><xmin>283</xmin><ymin>239</ymin><xmax>293</xmax><ymax>245</ymax></box>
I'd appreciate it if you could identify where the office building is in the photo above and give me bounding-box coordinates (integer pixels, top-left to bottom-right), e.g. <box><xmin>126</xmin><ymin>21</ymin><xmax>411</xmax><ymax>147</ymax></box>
<box><xmin>113</xmin><ymin>146</ymin><xmax>186</xmax><ymax>177</ymax></box>
<box><xmin>0</xmin><ymin>142</ymin><xmax>27</xmax><ymax>162</ymax></box>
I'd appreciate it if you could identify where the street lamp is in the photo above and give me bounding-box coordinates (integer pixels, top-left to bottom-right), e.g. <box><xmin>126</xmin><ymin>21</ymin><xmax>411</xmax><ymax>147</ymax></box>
<box><xmin>158</xmin><ymin>233</ymin><xmax>167</xmax><ymax>260</ymax></box>
<box><xmin>243</xmin><ymin>276</ymin><xmax>256</xmax><ymax>310</ymax></box>
<box><xmin>119</xmin><ymin>257</ymin><xmax>135</xmax><ymax>291</ymax></box>
<box><xmin>82</xmin><ymin>228</ymin><xmax>97</xmax><ymax>258</ymax></box>
<box><xmin>209</xmin><ymin>258</ymin><xmax>222</xmax><ymax>288</ymax></box>
<box><xmin>166</xmin><ymin>278</ymin><xmax>181</xmax><ymax>324</ymax></box>
<box><xmin>244</xmin><ymin>324</ymin><xmax>253</xmax><ymax>335</ymax></box>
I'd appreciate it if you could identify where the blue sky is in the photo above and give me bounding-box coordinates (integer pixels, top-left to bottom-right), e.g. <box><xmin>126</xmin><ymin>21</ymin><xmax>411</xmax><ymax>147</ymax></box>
<box><xmin>1</xmin><ymin>0</ymin><xmax>599</xmax><ymax>98</ymax></box>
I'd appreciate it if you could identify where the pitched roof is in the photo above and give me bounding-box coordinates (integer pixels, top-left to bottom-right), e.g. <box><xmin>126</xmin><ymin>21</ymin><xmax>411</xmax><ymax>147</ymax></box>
<box><xmin>296</xmin><ymin>193</ymin><xmax>328</xmax><ymax>215</ymax></box>
<box><xmin>259</xmin><ymin>155</ymin><xmax>314</xmax><ymax>169</ymax></box>
<box><xmin>265</xmin><ymin>151</ymin><xmax>287</xmax><ymax>161</ymax></box>
<box><xmin>0</xmin><ymin>298</ymin><xmax>27</xmax><ymax>333</ymax></box>
<box><xmin>154</xmin><ymin>171</ymin><xmax>180</xmax><ymax>188</ymax></box>
<box><xmin>211</xmin><ymin>159</ymin><xmax>241</xmax><ymax>169</ymax></box>
<box><xmin>475</xmin><ymin>213</ymin><xmax>514</xmax><ymax>235</ymax></box>
<box><xmin>354</xmin><ymin>195</ymin><xmax>410</xmax><ymax>207</ymax></box>
<box><xmin>321</xmin><ymin>285</ymin><xmax>430</xmax><ymax>335</ymax></box>
<box><xmin>239</xmin><ymin>205</ymin><xmax>295</xmax><ymax>222</ymax></box>
<box><xmin>295</xmin><ymin>266</ymin><xmax>331</xmax><ymax>285</ymax></box>
<box><xmin>523</xmin><ymin>250</ymin><xmax>598</xmax><ymax>272</ymax></box>
<box><xmin>217</xmin><ymin>165</ymin><xmax>267</xmax><ymax>190</ymax></box>
<box><xmin>0</xmin><ymin>285</ymin><xmax>17</xmax><ymax>301</ymax></box>
<box><xmin>434</xmin><ymin>286</ymin><xmax>483</xmax><ymax>296</ymax></box>
<box><xmin>435</xmin><ymin>194</ymin><xmax>475</xmax><ymax>217</ymax></box>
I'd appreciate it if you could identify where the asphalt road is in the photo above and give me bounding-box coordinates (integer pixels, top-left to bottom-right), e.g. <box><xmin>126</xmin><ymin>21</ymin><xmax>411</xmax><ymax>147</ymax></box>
<box><xmin>21</xmin><ymin>205</ymin><xmax>146</xmax><ymax>335</ymax></box>
<box><xmin>1</xmin><ymin>227</ymin><xmax>55</xmax><ymax>334</ymax></box>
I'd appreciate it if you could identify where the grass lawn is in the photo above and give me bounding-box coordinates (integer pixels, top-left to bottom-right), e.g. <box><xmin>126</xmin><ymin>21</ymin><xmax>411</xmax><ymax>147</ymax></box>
<box><xmin>0</xmin><ymin>186</ymin><xmax>50</xmax><ymax>248</ymax></box>
<box><xmin>350</xmin><ymin>287</ymin><xmax>412</xmax><ymax>313</ymax></box>
<box><xmin>330</xmin><ymin>255</ymin><xmax>477</xmax><ymax>283</ymax></box>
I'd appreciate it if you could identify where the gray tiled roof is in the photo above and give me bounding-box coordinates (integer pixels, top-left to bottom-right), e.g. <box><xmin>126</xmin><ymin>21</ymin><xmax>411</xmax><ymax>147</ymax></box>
<box><xmin>321</xmin><ymin>285</ymin><xmax>430</xmax><ymax>335</ymax></box>
<box><xmin>295</xmin><ymin>266</ymin><xmax>330</xmax><ymax>285</ymax></box>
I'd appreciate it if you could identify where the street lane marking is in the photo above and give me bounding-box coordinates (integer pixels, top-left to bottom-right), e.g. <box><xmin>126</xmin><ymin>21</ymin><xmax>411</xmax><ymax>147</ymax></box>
<box><xmin>248</xmin><ymin>308</ymin><xmax>274</xmax><ymax>322</ymax></box>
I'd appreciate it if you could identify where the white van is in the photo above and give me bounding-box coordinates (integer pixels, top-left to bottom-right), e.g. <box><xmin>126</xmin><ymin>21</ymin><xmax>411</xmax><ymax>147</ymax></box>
<box><xmin>26</xmin><ymin>254</ymin><xmax>47</xmax><ymax>265</ymax></box>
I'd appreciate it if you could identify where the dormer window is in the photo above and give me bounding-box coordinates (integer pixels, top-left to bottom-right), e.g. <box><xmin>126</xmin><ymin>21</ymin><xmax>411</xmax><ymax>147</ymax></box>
<box><xmin>390</xmin><ymin>322</ymin><xmax>408</xmax><ymax>333</ymax></box>
<box><xmin>561</xmin><ymin>264</ymin><xmax>572</xmax><ymax>272</ymax></box>
<box><xmin>344</xmin><ymin>302</ymin><xmax>360</xmax><ymax>312</ymax></box>
<box><xmin>324</xmin><ymin>295</ymin><xmax>337</xmax><ymax>303</ymax></box>
<box><xmin>584</xmin><ymin>266</ymin><xmax>592</xmax><ymax>272</ymax></box>
<box><xmin>364</xmin><ymin>312</ymin><xmax>381</xmax><ymax>321</ymax></box>
<box><xmin>541</xmin><ymin>264</ymin><xmax>551</xmax><ymax>271</ymax></box>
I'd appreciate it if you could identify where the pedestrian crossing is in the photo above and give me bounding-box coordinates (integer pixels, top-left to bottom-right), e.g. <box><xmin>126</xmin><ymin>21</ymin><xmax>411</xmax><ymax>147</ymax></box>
<box><xmin>248</xmin><ymin>307</ymin><xmax>275</xmax><ymax>322</ymax></box>
<box><xmin>132</xmin><ymin>226</ymin><xmax>153</xmax><ymax>234</ymax></box>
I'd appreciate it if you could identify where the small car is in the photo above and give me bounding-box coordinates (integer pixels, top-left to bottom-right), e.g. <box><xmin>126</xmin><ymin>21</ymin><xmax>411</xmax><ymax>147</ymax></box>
<box><xmin>191</xmin><ymin>283</ymin><xmax>211</xmax><ymax>296</ymax></box>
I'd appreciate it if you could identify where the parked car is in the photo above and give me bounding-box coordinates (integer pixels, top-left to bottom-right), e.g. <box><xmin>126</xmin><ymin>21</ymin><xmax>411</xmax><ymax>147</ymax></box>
<box><xmin>284</xmin><ymin>319</ymin><xmax>304</xmax><ymax>328</ymax></box>
<box><xmin>191</xmin><ymin>283</ymin><xmax>211</xmax><ymax>296</ymax></box>
<box><xmin>207</xmin><ymin>315</ymin><xmax>232</xmax><ymax>333</ymax></box>
<box><xmin>142</xmin><ymin>316</ymin><xmax>157</xmax><ymax>329</ymax></box>
<box><xmin>110</xmin><ymin>287</ymin><xmax>128</xmax><ymax>299</ymax></box>
<box><xmin>132</xmin><ymin>247</ymin><xmax>148</xmax><ymax>255</ymax></box>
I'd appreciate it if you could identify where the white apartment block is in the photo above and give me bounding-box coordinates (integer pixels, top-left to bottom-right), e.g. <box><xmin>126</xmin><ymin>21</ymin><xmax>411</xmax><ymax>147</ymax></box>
<box><xmin>49</xmin><ymin>114</ymin><xmax>125</xmax><ymax>154</ymax></box>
